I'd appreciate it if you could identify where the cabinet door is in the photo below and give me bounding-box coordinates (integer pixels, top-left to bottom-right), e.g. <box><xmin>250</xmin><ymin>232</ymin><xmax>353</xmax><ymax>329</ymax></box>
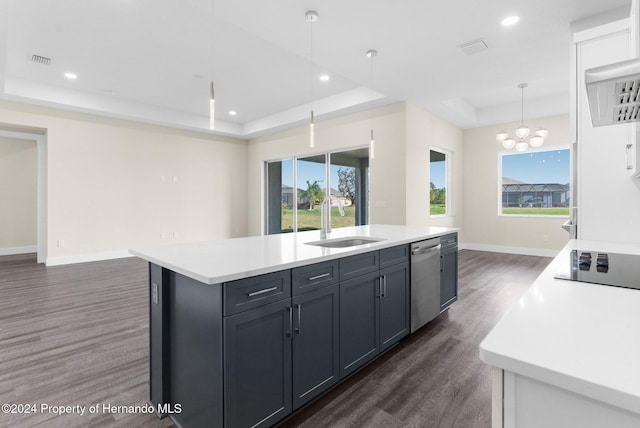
<box><xmin>440</xmin><ymin>250</ymin><xmax>458</xmax><ymax>310</ymax></box>
<box><xmin>379</xmin><ymin>262</ymin><xmax>410</xmax><ymax>351</ymax></box>
<box><xmin>339</xmin><ymin>271</ymin><xmax>380</xmax><ymax>377</ymax></box>
<box><xmin>292</xmin><ymin>284</ymin><xmax>340</xmax><ymax>409</ymax></box>
<box><xmin>224</xmin><ymin>299</ymin><xmax>292</xmax><ymax>428</ymax></box>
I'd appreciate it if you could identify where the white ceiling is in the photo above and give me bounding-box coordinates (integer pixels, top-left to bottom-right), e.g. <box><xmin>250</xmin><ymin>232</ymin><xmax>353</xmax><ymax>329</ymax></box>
<box><xmin>0</xmin><ymin>0</ymin><xmax>633</xmax><ymax>138</ymax></box>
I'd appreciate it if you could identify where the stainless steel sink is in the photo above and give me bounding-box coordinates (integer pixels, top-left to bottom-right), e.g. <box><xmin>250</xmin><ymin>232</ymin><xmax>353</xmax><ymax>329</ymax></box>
<box><xmin>305</xmin><ymin>236</ymin><xmax>385</xmax><ymax>248</ymax></box>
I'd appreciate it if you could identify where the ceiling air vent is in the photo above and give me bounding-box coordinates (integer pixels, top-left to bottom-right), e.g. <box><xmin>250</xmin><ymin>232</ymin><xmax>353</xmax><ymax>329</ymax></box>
<box><xmin>459</xmin><ymin>39</ymin><xmax>488</xmax><ymax>55</ymax></box>
<box><xmin>31</xmin><ymin>54</ymin><xmax>52</xmax><ymax>65</ymax></box>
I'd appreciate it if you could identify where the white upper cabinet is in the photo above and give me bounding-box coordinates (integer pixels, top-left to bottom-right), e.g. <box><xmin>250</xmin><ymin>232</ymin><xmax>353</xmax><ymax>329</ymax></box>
<box><xmin>572</xmin><ymin>16</ymin><xmax>640</xmax><ymax>243</ymax></box>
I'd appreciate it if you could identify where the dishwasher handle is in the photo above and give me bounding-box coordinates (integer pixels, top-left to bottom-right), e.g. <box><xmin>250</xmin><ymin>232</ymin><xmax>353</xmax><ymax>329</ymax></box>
<box><xmin>411</xmin><ymin>244</ymin><xmax>441</xmax><ymax>256</ymax></box>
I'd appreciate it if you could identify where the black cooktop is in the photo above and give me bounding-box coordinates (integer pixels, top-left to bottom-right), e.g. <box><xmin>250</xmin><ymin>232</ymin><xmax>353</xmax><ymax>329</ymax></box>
<box><xmin>554</xmin><ymin>250</ymin><xmax>640</xmax><ymax>290</ymax></box>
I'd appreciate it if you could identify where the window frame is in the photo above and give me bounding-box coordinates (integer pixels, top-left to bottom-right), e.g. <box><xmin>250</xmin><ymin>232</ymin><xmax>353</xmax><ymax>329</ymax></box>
<box><xmin>497</xmin><ymin>146</ymin><xmax>571</xmax><ymax>219</ymax></box>
<box><xmin>429</xmin><ymin>146</ymin><xmax>451</xmax><ymax>218</ymax></box>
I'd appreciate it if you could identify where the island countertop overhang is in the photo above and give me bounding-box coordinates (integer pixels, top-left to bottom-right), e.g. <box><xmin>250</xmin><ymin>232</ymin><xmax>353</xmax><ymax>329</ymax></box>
<box><xmin>130</xmin><ymin>224</ymin><xmax>459</xmax><ymax>285</ymax></box>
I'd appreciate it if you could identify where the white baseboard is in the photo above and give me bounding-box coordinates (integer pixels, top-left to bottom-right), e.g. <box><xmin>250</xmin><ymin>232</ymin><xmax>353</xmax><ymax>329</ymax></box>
<box><xmin>0</xmin><ymin>245</ymin><xmax>37</xmax><ymax>256</ymax></box>
<box><xmin>459</xmin><ymin>243</ymin><xmax>560</xmax><ymax>258</ymax></box>
<box><xmin>46</xmin><ymin>250</ymin><xmax>133</xmax><ymax>266</ymax></box>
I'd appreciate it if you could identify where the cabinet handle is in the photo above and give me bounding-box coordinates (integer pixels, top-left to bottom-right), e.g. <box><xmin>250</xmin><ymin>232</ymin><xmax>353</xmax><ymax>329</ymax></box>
<box><xmin>152</xmin><ymin>282</ymin><xmax>159</xmax><ymax>305</ymax></box>
<box><xmin>295</xmin><ymin>304</ymin><xmax>302</xmax><ymax>334</ymax></box>
<box><xmin>286</xmin><ymin>306</ymin><xmax>293</xmax><ymax>338</ymax></box>
<box><xmin>307</xmin><ymin>272</ymin><xmax>331</xmax><ymax>281</ymax></box>
<box><xmin>440</xmin><ymin>255</ymin><xmax>444</xmax><ymax>272</ymax></box>
<box><xmin>248</xmin><ymin>286</ymin><xmax>278</xmax><ymax>297</ymax></box>
<box><xmin>383</xmin><ymin>275</ymin><xmax>387</xmax><ymax>297</ymax></box>
<box><xmin>626</xmin><ymin>144</ymin><xmax>633</xmax><ymax>170</ymax></box>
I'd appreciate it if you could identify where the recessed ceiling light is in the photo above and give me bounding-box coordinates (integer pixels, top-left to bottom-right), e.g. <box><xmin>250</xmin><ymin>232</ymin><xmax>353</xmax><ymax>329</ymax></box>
<box><xmin>229</xmin><ymin>110</ymin><xmax>237</xmax><ymax>116</ymax></box>
<box><xmin>319</xmin><ymin>74</ymin><xmax>330</xmax><ymax>82</ymax></box>
<box><xmin>64</xmin><ymin>72</ymin><xmax>77</xmax><ymax>80</ymax></box>
<box><xmin>501</xmin><ymin>16</ymin><xmax>520</xmax><ymax>26</ymax></box>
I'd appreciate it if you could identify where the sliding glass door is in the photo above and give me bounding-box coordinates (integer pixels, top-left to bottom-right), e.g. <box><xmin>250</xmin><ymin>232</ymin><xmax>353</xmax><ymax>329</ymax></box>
<box><xmin>296</xmin><ymin>154</ymin><xmax>327</xmax><ymax>232</ymax></box>
<box><xmin>265</xmin><ymin>147</ymin><xmax>369</xmax><ymax>235</ymax></box>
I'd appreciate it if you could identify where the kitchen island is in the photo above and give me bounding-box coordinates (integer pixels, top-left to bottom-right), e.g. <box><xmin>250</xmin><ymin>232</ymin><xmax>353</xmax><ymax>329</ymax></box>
<box><xmin>480</xmin><ymin>239</ymin><xmax>640</xmax><ymax>428</ymax></box>
<box><xmin>131</xmin><ymin>224</ymin><xmax>458</xmax><ymax>428</ymax></box>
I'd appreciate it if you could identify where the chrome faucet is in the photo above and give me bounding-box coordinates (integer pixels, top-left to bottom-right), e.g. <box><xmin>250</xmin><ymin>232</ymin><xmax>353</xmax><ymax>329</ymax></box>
<box><xmin>320</xmin><ymin>195</ymin><xmax>345</xmax><ymax>239</ymax></box>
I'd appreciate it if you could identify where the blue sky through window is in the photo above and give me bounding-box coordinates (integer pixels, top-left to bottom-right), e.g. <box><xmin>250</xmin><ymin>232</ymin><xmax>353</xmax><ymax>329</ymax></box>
<box><xmin>502</xmin><ymin>149</ymin><xmax>570</xmax><ymax>184</ymax></box>
<box><xmin>281</xmin><ymin>160</ymin><xmax>345</xmax><ymax>191</ymax></box>
<box><xmin>430</xmin><ymin>161</ymin><xmax>446</xmax><ymax>189</ymax></box>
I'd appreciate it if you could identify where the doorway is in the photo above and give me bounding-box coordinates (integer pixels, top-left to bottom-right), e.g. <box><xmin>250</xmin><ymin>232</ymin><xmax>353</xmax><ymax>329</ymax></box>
<box><xmin>0</xmin><ymin>129</ymin><xmax>47</xmax><ymax>263</ymax></box>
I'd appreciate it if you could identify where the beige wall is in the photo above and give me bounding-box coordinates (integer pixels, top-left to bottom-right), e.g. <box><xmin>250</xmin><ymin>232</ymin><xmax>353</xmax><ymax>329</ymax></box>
<box><xmin>247</xmin><ymin>103</ymin><xmax>407</xmax><ymax>236</ymax></box>
<box><xmin>405</xmin><ymin>103</ymin><xmax>464</xmax><ymax>229</ymax></box>
<box><xmin>462</xmin><ymin>114</ymin><xmax>571</xmax><ymax>254</ymax></box>
<box><xmin>1</xmin><ymin>96</ymin><xmax>569</xmax><ymax>262</ymax></box>
<box><xmin>0</xmin><ymin>136</ymin><xmax>37</xmax><ymax>250</ymax></box>
<box><xmin>0</xmin><ymin>100</ymin><xmax>248</xmax><ymax>263</ymax></box>
<box><xmin>247</xmin><ymin>102</ymin><xmax>465</xmax><ymax>236</ymax></box>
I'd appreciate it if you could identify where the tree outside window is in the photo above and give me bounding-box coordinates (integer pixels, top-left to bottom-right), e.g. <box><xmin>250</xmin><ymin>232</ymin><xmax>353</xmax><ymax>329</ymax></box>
<box><xmin>430</xmin><ymin>149</ymin><xmax>448</xmax><ymax>216</ymax></box>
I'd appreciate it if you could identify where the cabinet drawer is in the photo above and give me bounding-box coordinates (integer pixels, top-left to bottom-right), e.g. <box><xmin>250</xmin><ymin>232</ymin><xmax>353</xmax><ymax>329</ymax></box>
<box><xmin>339</xmin><ymin>251</ymin><xmax>379</xmax><ymax>281</ymax></box>
<box><xmin>292</xmin><ymin>260</ymin><xmax>339</xmax><ymax>296</ymax></box>
<box><xmin>379</xmin><ymin>245</ymin><xmax>409</xmax><ymax>268</ymax></box>
<box><xmin>223</xmin><ymin>270</ymin><xmax>291</xmax><ymax>316</ymax></box>
<box><xmin>440</xmin><ymin>233</ymin><xmax>457</xmax><ymax>246</ymax></box>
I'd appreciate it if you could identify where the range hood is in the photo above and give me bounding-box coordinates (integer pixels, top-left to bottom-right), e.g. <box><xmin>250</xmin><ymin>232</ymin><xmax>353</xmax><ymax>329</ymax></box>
<box><xmin>585</xmin><ymin>58</ymin><xmax>640</xmax><ymax>126</ymax></box>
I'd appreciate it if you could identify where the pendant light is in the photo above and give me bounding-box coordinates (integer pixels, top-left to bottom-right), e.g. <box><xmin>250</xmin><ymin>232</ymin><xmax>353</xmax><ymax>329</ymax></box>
<box><xmin>496</xmin><ymin>83</ymin><xmax>548</xmax><ymax>151</ymax></box>
<box><xmin>306</xmin><ymin>10</ymin><xmax>318</xmax><ymax>148</ymax></box>
<box><xmin>209</xmin><ymin>0</ymin><xmax>215</xmax><ymax>129</ymax></box>
<box><xmin>366</xmin><ymin>49</ymin><xmax>378</xmax><ymax>159</ymax></box>
<box><xmin>210</xmin><ymin>82</ymin><xmax>215</xmax><ymax>129</ymax></box>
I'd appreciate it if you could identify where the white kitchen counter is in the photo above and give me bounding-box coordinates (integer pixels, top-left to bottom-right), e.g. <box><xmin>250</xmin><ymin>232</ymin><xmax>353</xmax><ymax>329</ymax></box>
<box><xmin>480</xmin><ymin>239</ymin><xmax>640</xmax><ymax>415</ymax></box>
<box><xmin>130</xmin><ymin>224</ymin><xmax>458</xmax><ymax>285</ymax></box>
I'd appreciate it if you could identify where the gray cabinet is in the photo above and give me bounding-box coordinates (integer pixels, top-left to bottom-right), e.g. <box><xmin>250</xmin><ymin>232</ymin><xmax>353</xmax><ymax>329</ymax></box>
<box><xmin>339</xmin><ymin>270</ymin><xmax>380</xmax><ymax>377</ymax></box>
<box><xmin>440</xmin><ymin>233</ymin><xmax>458</xmax><ymax>310</ymax></box>
<box><xmin>224</xmin><ymin>298</ymin><xmax>292</xmax><ymax>428</ymax></box>
<box><xmin>292</xmin><ymin>283</ymin><xmax>340</xmax><ymax>409</ymax></box>
<box><xmin>224</xmin><ymin>262</ymin><xmax>340</xmax><ymax>426</ymax></box>
<box><xmin>149</xmin><ymin>242</ymin><xmax>427</xmax><ymax>428</ymax></box>
<box><xmin>380</xmin><ymin>262</ymin><xmax>410</xmax><ymax>351</ymax></box>
<box><xmin>339</xmin><ymin>246</ymin><xmax>409</xmax><ymax>377</ymax></box>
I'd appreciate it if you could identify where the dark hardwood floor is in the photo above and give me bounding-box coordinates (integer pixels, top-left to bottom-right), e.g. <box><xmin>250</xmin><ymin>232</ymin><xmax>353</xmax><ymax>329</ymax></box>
<box><xmin>0</xmin><ymin>250</ymin><xmax>551</xmax><ymax>428</ymax></box>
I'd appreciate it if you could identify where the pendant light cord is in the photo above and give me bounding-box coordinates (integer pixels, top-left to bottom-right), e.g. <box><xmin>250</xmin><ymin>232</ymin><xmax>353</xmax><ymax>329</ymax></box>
<box><xmin>310</xmin><ymin>16</ymin><xmax>314</xmax><ymax>114</ymax></box>
<box><xmin>370</xmin><ymin>51</ymin><xmax>374</xmax><ymax>133</ymax></box>
<box><xmin>521</xmin><ymin>84</ymin><xmax>524</xmax><ymax>128</ymax></box>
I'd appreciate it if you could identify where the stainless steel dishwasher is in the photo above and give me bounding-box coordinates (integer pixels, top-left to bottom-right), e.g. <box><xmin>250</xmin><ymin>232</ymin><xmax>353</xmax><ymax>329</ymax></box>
<box><xmin>410</xmin><ymin>237</ymin><xmax>441</xmax><ymax>332</ymax></box>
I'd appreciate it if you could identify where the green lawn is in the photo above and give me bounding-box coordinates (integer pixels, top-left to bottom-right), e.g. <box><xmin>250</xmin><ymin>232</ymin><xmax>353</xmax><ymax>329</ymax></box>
<box><xmin>281</xmin><ymin>206</ymin><xmax>356</xmax><ymax>232</ymax></box>
<box><xmin>430</xmin><ymin>204</ymin><xmax>446</xmax><ymax>216</ymax></box>
<box><xmin>502</xmin><ymin>207</ymin><xmax>570</xmax><ymax>216</ymax></box>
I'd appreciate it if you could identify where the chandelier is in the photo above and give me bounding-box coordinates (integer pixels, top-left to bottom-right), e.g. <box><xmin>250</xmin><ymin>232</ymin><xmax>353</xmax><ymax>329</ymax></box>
<box><xmin>496</xmin><ymin>83</ymin><xmax>548</xmax><ymax>152</ymax></box>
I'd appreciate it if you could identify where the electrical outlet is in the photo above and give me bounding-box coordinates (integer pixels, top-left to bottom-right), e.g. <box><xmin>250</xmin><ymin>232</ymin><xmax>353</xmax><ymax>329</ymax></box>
<box><xmin>57</xmin><ymin>239</ymin><xmax>65</xmax><ymax>248</ymax></box>
<box><xmin>173</xmin><ymin>232</ymin><xmax>178</xmax><ymax>239</ymax></box>
<box><xmin>172</xmin><ymin>176</ymin><xmax>178</xmax><ymax>183</ymax></box>
<box><xmin>543</xmin><ymin>234</ymin><xmax>549</xmax><ymax>242</ymax></box>
<box><xmin>160</xmin><ymin>232</ymin><xmax>166</xmax><ymax>240</ymax></box>
<box><xmin>160</xmin><ymin>175</ymin><xmax>166</xmax><ymax>182</ymax></box>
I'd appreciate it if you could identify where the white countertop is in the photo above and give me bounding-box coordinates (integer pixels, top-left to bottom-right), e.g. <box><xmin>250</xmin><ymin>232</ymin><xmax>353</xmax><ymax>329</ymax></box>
<box><xmin>480</xmin><ymin>239</ymin><xmax>640</xmax><ymax>414</ymax></box>
<box><xmin>130</xmin><ymin>225</ymin><xmax>458</xmax><ymax>284</ymax></box>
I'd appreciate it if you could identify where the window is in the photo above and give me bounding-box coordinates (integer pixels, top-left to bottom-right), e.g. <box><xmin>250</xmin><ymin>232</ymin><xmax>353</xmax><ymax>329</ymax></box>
<box><xmin>500</xmin><ymin>149</ymin><xmax>570</xmax><ymax>216</ymax></box>
<box><xmin>265</xmin><ymin>148</ymin><xmax>369</xmax><ymax>234</ymax></box>
<box><xmin>429</xmin><ymin>148</ymin><xmax>449</xmax><ymax>216</ymax></box>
